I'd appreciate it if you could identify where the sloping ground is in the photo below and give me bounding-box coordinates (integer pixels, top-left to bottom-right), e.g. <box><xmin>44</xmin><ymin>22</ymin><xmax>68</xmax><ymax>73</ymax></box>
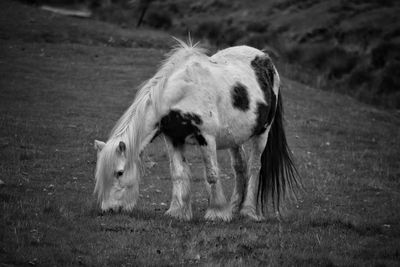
<box><xmin>1</xmin><ymin>1</ymin><xmax>400</xmax><ymax>266</ymax></box>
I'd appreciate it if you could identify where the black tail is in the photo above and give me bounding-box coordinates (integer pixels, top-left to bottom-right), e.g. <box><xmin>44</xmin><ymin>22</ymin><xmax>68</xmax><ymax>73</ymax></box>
<box><xmin>257</xmin><ymin>91</ymin><xmax>302</xmax><ymax>214</ymax></box>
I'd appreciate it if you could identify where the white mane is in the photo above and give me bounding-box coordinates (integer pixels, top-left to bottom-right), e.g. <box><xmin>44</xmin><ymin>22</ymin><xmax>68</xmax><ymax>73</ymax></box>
<box><xmin>94</xmin><ymin>38</ymin><xmax>206</xmax><ymax>202</ymax></box>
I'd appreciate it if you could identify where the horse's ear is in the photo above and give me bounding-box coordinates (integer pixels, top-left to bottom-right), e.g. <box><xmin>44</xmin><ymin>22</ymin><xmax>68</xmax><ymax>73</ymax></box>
<box><xmin>118</xmin><ymin>141</ymin><xmax>126</xmax><ymax>153</ymax></box>
<box><xmin>94</xmin><ymin>140</ymin><xmax>106</xmax><ymax>152</ymax></box>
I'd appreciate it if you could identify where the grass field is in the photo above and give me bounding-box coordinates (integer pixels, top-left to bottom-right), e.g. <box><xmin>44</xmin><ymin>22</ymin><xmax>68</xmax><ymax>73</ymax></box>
<box><xmin>1</xmin><ymin>1</ymin><xmax>400</xmax><ymax>266</ymax></box>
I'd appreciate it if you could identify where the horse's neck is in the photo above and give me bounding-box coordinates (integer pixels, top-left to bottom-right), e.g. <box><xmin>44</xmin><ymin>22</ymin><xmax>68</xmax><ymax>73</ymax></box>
<box><xmin>135</xmin><ymin>102</ymin><xmax>158</xmax><ymax>153</ymax></box>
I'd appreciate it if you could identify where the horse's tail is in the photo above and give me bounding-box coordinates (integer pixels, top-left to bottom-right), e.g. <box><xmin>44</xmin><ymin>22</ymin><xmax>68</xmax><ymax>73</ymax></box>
<box><xmin>257</xmin><ymin>89</ymin><xmax>302</xmax><ymax>214</ymax></box>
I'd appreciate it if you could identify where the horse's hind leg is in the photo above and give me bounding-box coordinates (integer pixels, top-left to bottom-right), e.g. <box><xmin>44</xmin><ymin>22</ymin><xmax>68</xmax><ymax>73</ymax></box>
<box><xmin>200</xmin><ymin>135</ymin><xmax>231</xmax><ymax>221</ymax></box>
<box><xmin>229</xmin><ymin>145</ymin><xmax>248</xmax><ymax>215</ymax></box>
<box><xmin>165</xmin><ymin>140</ymin><xmax>192</xmax><ymax>221</ymax></box>
<box><xmin>240</xmin><ymin>133</ymin><xmax>269</xmax><ymax>221</ymax></box>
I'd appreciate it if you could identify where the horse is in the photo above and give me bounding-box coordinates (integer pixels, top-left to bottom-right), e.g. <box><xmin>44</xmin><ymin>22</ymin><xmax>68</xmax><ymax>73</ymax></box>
<box><xmin>93</xmin><ymin>38</ymin><xmax>301</xmax><ymax>221</ymax></box>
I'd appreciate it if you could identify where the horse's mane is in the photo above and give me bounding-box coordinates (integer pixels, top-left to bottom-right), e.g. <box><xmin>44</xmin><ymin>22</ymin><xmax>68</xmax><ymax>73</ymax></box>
<box><xmin>109</xmin><ymin>38</ymin><xmax>206</xmax><ymax>159</ymax></box>
<box><xmin>95</xmin><ymin>38</ymin><xmax>206</xmax><ymax>202</ymax></box>
<box><xmin>110</xmin><ymin>37</ymin><xmax>206</xmax><ymax>138</ymax></box>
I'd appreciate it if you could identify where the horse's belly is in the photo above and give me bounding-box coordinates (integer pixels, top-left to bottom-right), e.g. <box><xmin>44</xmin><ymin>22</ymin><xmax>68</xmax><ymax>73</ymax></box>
<box><xmin>214</xmin><ymin>120</ymin><xmax>254</xmax><ymax>149</ymax></box>
<box><xmin>182</xmin><ymin>128</ymin><xmax>248</xmax><ymax>149</ymax></box>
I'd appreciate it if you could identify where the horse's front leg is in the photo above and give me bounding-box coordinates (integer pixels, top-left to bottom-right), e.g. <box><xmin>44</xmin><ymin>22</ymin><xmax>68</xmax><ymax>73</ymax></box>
<box><xmin>200</xmin><ymin>135</ymin><xmax>232</xmax><ymax>221</ymax></box>
<box><xmin>165</xmin><ymin>140</ymin><xmax>192</xmax><ymax>221</ymax></box>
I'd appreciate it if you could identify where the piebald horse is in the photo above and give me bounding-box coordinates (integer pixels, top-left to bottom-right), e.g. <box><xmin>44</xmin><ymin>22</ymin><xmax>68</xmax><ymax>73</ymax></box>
<box><xmin>94</xmin><ymin>39</ymin><xmax>301</xmax><ymax>221</ymax></box>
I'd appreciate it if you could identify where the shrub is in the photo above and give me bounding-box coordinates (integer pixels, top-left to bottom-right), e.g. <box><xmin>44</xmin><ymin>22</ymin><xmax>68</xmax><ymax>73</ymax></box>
<box><xmin>145</xmin><ymin>10</ymin><xmax>172</xmax><ymax>29</ymax></box>
<box><xmin>246</xmin><ymin>21</ymin><xmax>268</xmax><ymax>33</ymax></box>
<box><xmin>296</xmin><ymin>44</ymin><xmax>330</xmax><ymax>69</ymax></box>
<box><xmin>347</xmin><ymin>66</ymin><xmax>372</xmax><ymax>89</ymax></box>
<box><xmin>377</xmin><ymin>61</ymin><xmax>400</xmax><ymax>95</ymax></box>
<box><xmin>195</xmin><ymin>20</ymin><xmax>222</xmax><ymax>42</ymax></box>
<box><xmin>327</xmin><ymin>50</ymin><xmax>358</xmax><ymax>80</ymax></box>
<box><xmin>239</xmin><ymin>33</ymin><xmax>271</xmax><ymax>50</ymax></box>
<box><xmin>371</xmin><ymin>41</ymin><xmax>400</xmax><ymax>69</ymax></box>
<box><xmin>291</xmin><ymin>44</ymin><xmax>358</xmax><ymax>79</ymax></box>
<box><xmin>220</xmin><ymin>25</ymin><xmax>244</xmax><ymax>46</ymax></box>
<box><xmin>283</xmin><ymin>44</ymin><xmax>302</xmax><ymax>63</ymax></box>
<box><xmin>167</xmin><ymin>2</ymin><xmax>179</xmax><ymax>15</ymax></box>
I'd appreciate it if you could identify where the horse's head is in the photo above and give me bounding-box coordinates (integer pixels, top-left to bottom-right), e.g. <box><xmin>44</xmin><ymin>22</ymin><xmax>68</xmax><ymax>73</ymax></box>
<box><xmin>94</xmin><ymin>139</ymin><xmax>140</xmax><ymax>212</ymax></box>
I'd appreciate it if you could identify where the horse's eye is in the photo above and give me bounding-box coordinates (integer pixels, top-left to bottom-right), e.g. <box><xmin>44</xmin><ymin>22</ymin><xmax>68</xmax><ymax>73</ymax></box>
<box><xmin>116</xmin><ymin>171</ymin><xmax>124</xmax><ymax>177</ymax></box>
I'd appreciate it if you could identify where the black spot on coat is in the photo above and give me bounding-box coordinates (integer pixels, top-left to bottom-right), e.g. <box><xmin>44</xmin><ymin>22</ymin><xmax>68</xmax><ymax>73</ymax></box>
<box><xmin>231</xmin><ymin>82</ymin><xmax>250</xmax><ymax>111</ymax></box>
<box><xmin>251</xmin><ymin>55</ymin><xmax>277</xmax><ymax>135</ymax></box>
<box><xmin>160</xmin><ymin>110</ymin><xmax>207</xmax><ymax>147</ymax></box>
<box><xmin>251</xmin><ymin>55</ymin><xmax>275</xmax><ymax>100</ymax></box>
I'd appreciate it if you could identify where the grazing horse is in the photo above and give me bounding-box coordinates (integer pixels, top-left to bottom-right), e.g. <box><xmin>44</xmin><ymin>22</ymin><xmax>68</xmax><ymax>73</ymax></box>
<box><xmin>94</xmin><ymin>39</ymin><xmax>301</xmax><ymax>221</ymax></box>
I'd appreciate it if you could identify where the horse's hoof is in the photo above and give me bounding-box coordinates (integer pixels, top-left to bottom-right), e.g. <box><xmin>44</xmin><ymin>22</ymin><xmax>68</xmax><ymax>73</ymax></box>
<box><xmin>240</xmin><ymin>207</ymin><xmax>264</xmax><ymax>221</ymax></box>
<box><xmin>165</xmin><ymin>207</ymin><xmax>192</xmax><ymax>221</ymax></box>
<box><xmin>204</xmin><ymin>207</ymin><xmax>232</xmax><ymax>222</ymax></box>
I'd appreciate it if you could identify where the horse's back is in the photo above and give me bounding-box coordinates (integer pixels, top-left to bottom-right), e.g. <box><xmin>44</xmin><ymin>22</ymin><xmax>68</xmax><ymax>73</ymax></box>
<box><xmin>211</xmin><ymin>45</ymin><xmax>265</xmax><ymax>65</ymax></box>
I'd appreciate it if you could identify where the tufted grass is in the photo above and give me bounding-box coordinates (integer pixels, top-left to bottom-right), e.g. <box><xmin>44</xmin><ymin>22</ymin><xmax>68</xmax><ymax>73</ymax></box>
<box><xmin>1</xmin><ymin>1</ymin><xmax>399</xmax><ymax>266</ymax></box>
